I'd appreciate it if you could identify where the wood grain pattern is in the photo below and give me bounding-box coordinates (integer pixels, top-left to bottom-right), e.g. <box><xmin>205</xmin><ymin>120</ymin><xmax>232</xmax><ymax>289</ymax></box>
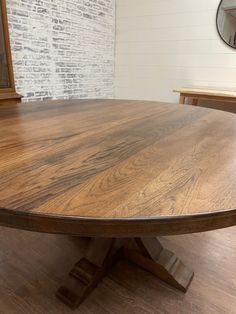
<box><xmin>0</xmin><ymin>99</ymin><xmax>236</xmax><ymax>237</ymax></box>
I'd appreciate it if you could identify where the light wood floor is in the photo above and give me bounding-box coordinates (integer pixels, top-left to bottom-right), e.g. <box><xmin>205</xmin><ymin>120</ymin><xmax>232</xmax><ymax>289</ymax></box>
<box><xmin>0</xmin><ymin>226</ymin><xmax>235</xmax><ymax>314</ymax></box>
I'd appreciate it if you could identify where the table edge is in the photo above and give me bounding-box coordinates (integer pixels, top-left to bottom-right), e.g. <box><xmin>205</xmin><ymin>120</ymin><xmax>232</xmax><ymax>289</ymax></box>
<box><xmin>0</xmin><ymin>207</ymin><xmax>235</xmax><ymax>238</ymax></box>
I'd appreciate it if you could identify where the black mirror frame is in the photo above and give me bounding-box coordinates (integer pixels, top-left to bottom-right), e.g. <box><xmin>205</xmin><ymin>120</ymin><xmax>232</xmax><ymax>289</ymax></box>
<box><xmin>216</xmin><ymin>0</ymin><xmax>236</xmax><ymax>49</ymax></box>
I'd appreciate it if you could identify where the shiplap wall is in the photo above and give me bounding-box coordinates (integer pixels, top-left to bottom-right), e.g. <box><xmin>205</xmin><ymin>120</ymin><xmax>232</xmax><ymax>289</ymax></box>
<box><xmin>115</xmin><ymin>0</ymin><xmax>236</xmax><ymax>103</ymax></box>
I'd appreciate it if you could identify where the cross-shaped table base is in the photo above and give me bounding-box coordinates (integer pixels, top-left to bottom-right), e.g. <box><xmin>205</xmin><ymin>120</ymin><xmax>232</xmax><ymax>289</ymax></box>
<box><xmin>57</xmin><ymin>237</ymin><xmax>194</xmax><ymax>309</ymax></box>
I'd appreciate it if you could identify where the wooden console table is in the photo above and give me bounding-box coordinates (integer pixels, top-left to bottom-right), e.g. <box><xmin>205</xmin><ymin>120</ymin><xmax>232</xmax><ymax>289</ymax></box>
<box><xmin>0</xmin><ymin>100</ymin><xmax>235</xmax><ymax>309</ymax></box>
<box><xmin>174</xmin><ymin>87</ymin><xmax>236</xmax><ymax>105</ymax></box>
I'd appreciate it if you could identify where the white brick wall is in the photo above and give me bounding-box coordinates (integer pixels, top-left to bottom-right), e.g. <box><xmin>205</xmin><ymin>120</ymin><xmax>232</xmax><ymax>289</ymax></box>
<box><xmin>6</xmin><ymin>0</ymin><xmax>115</xmax><ymax>101</ymax></box>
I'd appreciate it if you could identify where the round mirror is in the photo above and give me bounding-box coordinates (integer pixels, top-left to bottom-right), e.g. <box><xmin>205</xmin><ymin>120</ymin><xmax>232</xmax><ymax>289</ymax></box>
<box><xmin>217</xmin><ymin>0</ymin><xmax>236</xmax><ymax>48</ymax></box>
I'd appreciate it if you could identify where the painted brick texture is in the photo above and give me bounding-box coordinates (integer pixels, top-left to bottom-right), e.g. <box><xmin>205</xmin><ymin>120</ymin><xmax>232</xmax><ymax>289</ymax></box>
<box><xmin>6</xmin><ymin>0</ymin><xmax>115</xmax><ymax>101</ymax></box>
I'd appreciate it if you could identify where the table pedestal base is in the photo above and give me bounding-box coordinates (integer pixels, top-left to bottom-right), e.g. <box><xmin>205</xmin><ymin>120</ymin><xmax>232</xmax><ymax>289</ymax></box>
<box><xmin>56</xmin><ymin>237</ymin><xmax>194</xmax><ymax>309</ymax></box>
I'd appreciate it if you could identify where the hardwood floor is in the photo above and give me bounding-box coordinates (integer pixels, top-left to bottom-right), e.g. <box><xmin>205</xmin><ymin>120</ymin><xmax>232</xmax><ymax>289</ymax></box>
<box><xmin>0</xmin><ymin>227</ymin><xmax>235</xmax><ymax>313</ymax></box>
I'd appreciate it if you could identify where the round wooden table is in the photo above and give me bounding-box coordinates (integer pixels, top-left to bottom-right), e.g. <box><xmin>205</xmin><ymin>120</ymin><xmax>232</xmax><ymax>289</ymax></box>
<box><xmin>0</xmin><ymin>100</ymin><xmax>236</xmax><ymax>309</ymax></box>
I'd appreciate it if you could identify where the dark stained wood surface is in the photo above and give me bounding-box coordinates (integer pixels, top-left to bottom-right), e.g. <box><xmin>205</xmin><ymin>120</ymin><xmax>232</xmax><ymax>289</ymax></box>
<box><xmin>0</xmin><ymin>99</ymin><xmax>236</xmax><ymax>237</ymax></box>
<box><xmin>57</xmin><ymin>236</ymin><xmax>194</xmax><ymax>309</ymax></box>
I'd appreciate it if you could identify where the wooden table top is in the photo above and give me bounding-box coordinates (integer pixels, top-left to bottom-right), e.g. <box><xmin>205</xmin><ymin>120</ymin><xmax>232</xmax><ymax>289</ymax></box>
<box><xmin>174</xmin><ymin>87</ymin><xmax>236</xmax><ymax>98</ymax></box>
<box><xmin>0</xmin><ymin>100</ymin><xmax>236</xmax><ymax>237</ymax></box>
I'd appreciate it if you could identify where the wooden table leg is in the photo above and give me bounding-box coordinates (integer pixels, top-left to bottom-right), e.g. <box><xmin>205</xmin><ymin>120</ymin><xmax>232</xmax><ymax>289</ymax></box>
<box><xmin>57</xmin><ymin>237</ymin><xmax>194</xmax><ymax>309</ymax></box>
<box><xmin>192</xmin><ymin>98</ymin><xmax>199</xmax><ymax>106</ymax></box>
<box><xmin>123</xmin><ymin>237</ymin><xmax>194</xmax><ymax>292</ymax></box>
<box><xmin>56</xmin><ymin>238</ymin><xmax>123</xmax><ymax>309</ymax></box>
<box><xmin>179</xmin><ymin>94</ymin><xmax>186</xmax><ymax>104</ymax></box>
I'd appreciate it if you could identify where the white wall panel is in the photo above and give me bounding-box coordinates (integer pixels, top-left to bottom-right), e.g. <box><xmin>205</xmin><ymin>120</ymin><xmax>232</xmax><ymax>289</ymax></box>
<box><xmin>115</xmin><ymin>0</ymin><xmax>236</xmax><ymax>103</ymax></box>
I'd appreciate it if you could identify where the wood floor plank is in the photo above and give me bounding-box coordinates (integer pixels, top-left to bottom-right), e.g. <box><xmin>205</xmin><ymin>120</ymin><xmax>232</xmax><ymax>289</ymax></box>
<box><xmin>0</xmin><ymin>226</ymin><xmax>235</xmax><ymax>313</ymax></box>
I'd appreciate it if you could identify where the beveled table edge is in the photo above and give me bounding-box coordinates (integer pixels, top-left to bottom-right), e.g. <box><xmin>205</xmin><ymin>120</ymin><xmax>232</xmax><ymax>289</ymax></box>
<box><xmin>0</xmin><ymin>207</ymin><xmax>235</xmax><ymax>238</ymax></box>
